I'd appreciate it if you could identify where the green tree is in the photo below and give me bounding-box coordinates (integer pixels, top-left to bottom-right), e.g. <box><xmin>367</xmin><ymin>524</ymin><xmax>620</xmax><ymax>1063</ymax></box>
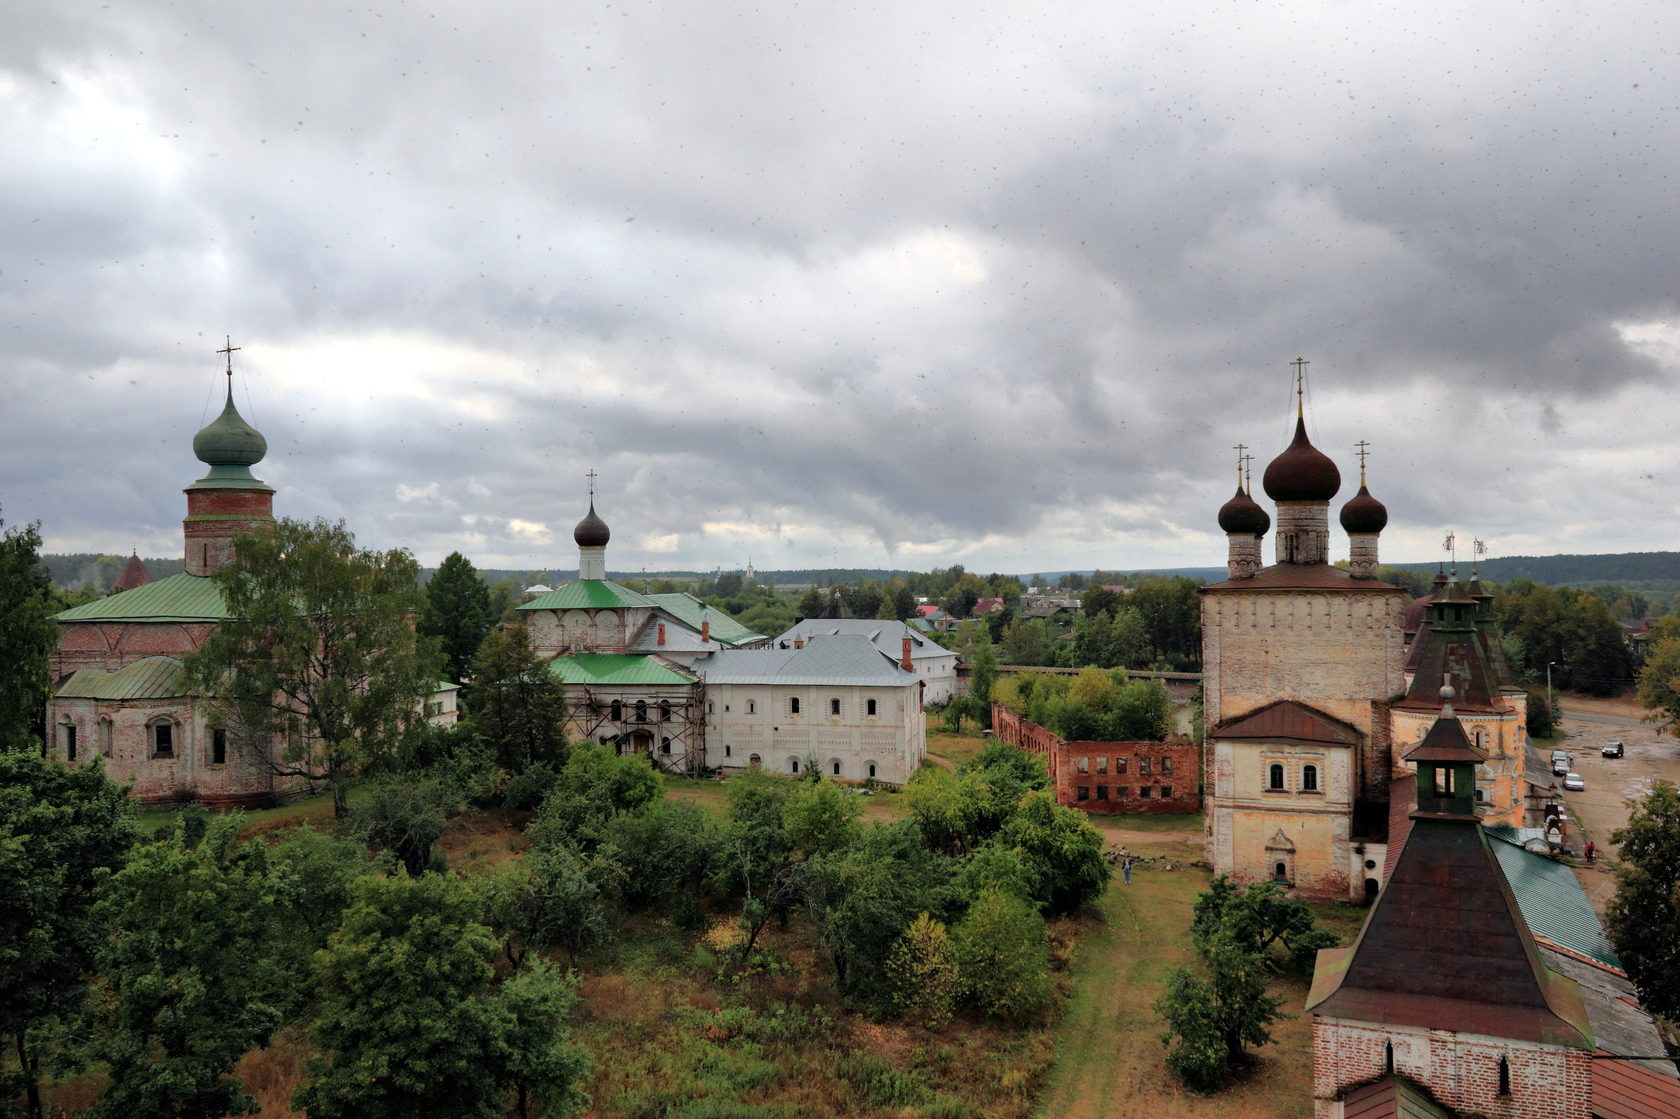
<box><xmin>0</xmin><ymin>515</ymin><xmax>58</xmax><ymax>752</ymax></box>
<box><xmin>951</xmin><ymin>888</ymin><xmax>1052</xmax><ymax>1021</ymax></box>
<box><xmin>526</xmin><ymin>743</ymin><xmax>662</xmax><ymax>852</ymax></box>
<box><xmin>999</xmin><ymin>618</ymin><xmax>1055</xmax><ymax>666</ymax></box>
<box><xmin>890</xmin><ymin>580</ymin><xmax>917</xmax><ymax>622</ymax></box>
<box><xmin>1108</xmin><ymin>677</ymin><xmax>1175</xmax><ymax>740</ymax></box>
<box><xmin>480</xmin><ymin>847</ymin><xmax>607</xmax><ymax>968</ymax></box>
<box><xmin>351</xmin><ymin>776</ymin><xmax>462</xmax><ymax>876</ymax></box>
<box><xmin>1081</xmin><ymin>584</ymin><xmax>1121</xmax><ymax>619</ymax></box>
<box><xmin>87</xmin><ymin>818</ymin><xmax>282</xmax><ymax>1119</ymax></box>
<box><xmin>1128</xmin><ymin>576</ymin><xmax>1204</xmax><ymax>670</ymax></box>
<box><xmin>783</xmin><ymin>776</ymin><xmax>863</xmax><ymax>859</ymax></box>
<box><xmin>886</xmin><ymin>913</ymin><xmax>958</xmax><ymax>1029</ymax></box>
<box><xmin>295</xmin><ymin>873</ymin><xmax>508</xmax><ymax>1119</ymax></box>
<box><xmin>1000</xmin><ymin>791</ymin><xmax>1109</xmax><ymax>916</ymax></box>
<box><xmin>462</xmin><ymin>624</ymin><xmax>569</xmax><ymax>775</ymax></box>
<box><xmin>1156</xmin><ymin>937</ymin><xmax>1285</xmax><ymax>1090</ymax></box>
<box><xmin>0</xmin><ymin>753</ymin><xmax>137</xmax><ymax>1119</ymax></box>
<box><xmin>797</xmin><ymin>587</ymin><xmax>826</xmax><ymax>619</ymax></box>
<box><xmin>1189</xmin><ymin>876</ymin><xmax>1336</xmax><ymax>975</ymax></box>
<box><xmin>713</xmin><ymin>572</ymin><xmax>744</xmax><ymax>599</ymax></box>
<box><xmin>495</xmin><ymin>959</ymin><xmax>590</xmax><ymax>1119</ymax></box>
<box><xmin>420</xmin><ymin>552</ymin><xmax>495</xmax><ymax>686</ymax></box>
<box><xmin>1635</xmin><ymin>617</ymin><xmax>1680</xmax><ymax>735</ymax></box>
<box><xmin>711</xmin><ymin>767</ymin><xmax>800</xmax><ymax>960</ymax></box>
<box><xmin>968</xmin><ymin>632</ymin><xmax>997</xmax><ymax>707</ymax></box>
<box><xmin>595</xmin><ymin>797</ymin><xmax>715</xmax><ymax>915</ymax></box>
<box><xmin>1605</xmin><ymin>779</ymin><xmax>1680</xmax><ymax>1020</ymax></box>
<box><xmin>183</xmin><ymin>518</ymin><xmax>444</xmax><ymax>819</ymax></box>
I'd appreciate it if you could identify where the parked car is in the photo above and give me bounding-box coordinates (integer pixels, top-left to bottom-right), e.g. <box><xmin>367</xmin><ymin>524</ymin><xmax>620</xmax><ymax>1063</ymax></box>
<box><xmin>1551</xmin><ymin>750</ymin><xmax>1571</xmax><ymax>776</ymax></box>
<box><xmin>1563</xmin><ymin>772</ymin><xmax>1585</xmax><ymax>792</ymax></box>
<box><xmin>1602</xmin><ymin>740</ymin><xmax>1624</xmax><ymax>758</ymax></box>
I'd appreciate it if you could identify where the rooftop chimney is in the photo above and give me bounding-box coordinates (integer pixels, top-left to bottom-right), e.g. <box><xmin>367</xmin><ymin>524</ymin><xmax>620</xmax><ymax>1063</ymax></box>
<box><xmin>657</xmin><ymin>623</ymin><xmax>666</xmax><ymax>646</ymax></box>
<box><xmin>702</xmin><ymin>619</ymin><xmax>711</xmax><ymax>643</ymax></box>
<box><xmin>901</xmin><ymin>636</ymin><xmax>914</xmax><ymax>672</ymax></box>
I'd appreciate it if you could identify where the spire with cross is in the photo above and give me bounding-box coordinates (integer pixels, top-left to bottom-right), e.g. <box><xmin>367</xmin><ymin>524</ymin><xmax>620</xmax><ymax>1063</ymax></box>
<box><xmin>1355</xmin><ymin>439</ymin><xmax>1371</xmax><ymax>486</ymax></box>
<box><xmin>1233</xmin><ymin>443</ymin><xmax>1248</xmax><ymax>490</ymax></box>
<box><xmin>1443</xmin><ymin>530</ymin><xmax>1458</xmax><ymax>574</ymax></box>
<box><xmin>217</xmin><ymin>337</ymin><xmax>240</xmax><ymax>382</ymax></box>
<box><xmin>586</xmin><ymin>469</ymin><xmax>598</xmax><ymax>502</ymax></box>
<box><xmin>1292</xmin><ymin>356</ymin><xmax>1309</xmax><ymax>417</ymax></box>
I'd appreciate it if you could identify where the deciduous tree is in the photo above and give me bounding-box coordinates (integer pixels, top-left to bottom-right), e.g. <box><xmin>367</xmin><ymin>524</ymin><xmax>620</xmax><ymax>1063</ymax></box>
<box><xmin>1605</xmin><ymin>779</ymin><xmax>1680</xmax><ymax>1020</ymax></box>
<box><xmin>951</xmin><ymin>888</ymin><xmax>1051</xmax><ymax>1021</ymax></box>
<box><xmin>1000</xmin><ymin>791</ymin><xmax>1109</xmax><ymax>916</ymax></box>
<box><xmin>1635</xmin><ymin>618</ymin><xmax>1680</xmax><ymax>735</ymax></box>
<box><xmin>87</xmin><ymin>818</ymin><xmax>283</xmax><ymax>1119</ymax></box>
<box><xmin>886</xmin><ymin>913</ymin><xmax>958</xmax><ymax>1028</ymax></box>
<box><xmin>462</xmin><ymin>624</ymin><xmax>570</xmax><ymax>775</ymax></box>
<box><xmin>0</xmin><ymin>515</ymin><xmax>58</xmax><ymax>752</ymax></box>
<box><xmin>183</xmin><ymin>518</ymin><xmax>443</xmax><ymax>818</ymax></box>
<box><xmin>1156</xmin><ymin>936</ymin><xmax>1285</xmax><ymax>1090</ymax></box>
<box><xmin>0</xmin><ymin>753</ymin><xmax>136</xmax><ymax>1119</ymax></box>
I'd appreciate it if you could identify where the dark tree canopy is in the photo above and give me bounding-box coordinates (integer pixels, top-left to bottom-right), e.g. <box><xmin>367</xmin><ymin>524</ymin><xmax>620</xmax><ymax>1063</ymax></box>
<box><xmin>0</xmin><ymin>752</ymin><xmax>136</xmax><ymax>1119</ymax></box>
<box><xmin>1605</xmin><ymin>779</ymin><xmax>1680</xmax><ymax>1020</ymax></box>
<box><xmin>0</xmin><ymin>515</ymin><xmax>59</xmax><ymax>752</ymax></box>
<box><xmin>183</xmin><ymin>518</ymin><xmax>443</xmax><ymax>818</ymax></box>
<box><xmin>462</xmin><ymin>624</ymin><xmax>569</xmax><ymax>775</ymax></box>
<box><xmin>421</xmin><ymin>551</ymin><xmax>495</xmax><ymax>686</ymax></box>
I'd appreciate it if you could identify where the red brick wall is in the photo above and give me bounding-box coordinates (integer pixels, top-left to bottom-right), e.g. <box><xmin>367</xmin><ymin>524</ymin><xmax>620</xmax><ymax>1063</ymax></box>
<box><xmin>1312</xmin><ymin>1017</ymin><xmax>1592</xmax><ymax>1119</ymax></box>
<box><xmin>991</xmin><ymin>704</ymin><xmax>1200</xmax><ymax>815</ymax></box>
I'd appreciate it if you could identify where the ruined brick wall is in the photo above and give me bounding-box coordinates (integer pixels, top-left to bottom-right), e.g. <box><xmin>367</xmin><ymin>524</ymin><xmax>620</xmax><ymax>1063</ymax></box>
<box><xmin>1312</xmin><ymin>1017</ymin><xmax>1592</xmax><ymax>1119</ymax></box>
<box><xmin>991</xmin><ymin>704</ymin><xmax>1198</xmax><ymax>815</ymax></box>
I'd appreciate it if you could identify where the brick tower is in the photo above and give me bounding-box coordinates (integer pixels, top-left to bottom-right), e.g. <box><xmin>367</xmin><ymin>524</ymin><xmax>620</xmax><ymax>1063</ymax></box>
<box><xmin>182</xmin><ymin>378</ymin><xmax>275</xmax><ymax>576</ymax></box>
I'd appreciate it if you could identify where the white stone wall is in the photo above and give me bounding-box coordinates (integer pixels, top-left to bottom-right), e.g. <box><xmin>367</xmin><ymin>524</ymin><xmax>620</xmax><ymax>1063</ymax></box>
<box><xmin>703</xmin><ymin>681</ymin><xmax>926</xmax><ymax>784</ymax></box>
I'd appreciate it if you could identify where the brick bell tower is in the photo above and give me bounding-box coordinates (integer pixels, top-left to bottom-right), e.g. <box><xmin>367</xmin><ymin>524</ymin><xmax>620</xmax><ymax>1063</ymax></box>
<box><xmin>183</xmin><ymin>341</ymin><xmax>275</xmax><ymax>576</ymax></box>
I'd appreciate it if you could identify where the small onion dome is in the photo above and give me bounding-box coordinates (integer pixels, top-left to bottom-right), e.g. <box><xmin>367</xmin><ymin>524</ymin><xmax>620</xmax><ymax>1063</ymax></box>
<box><xmin>1217</xmin><ymin>486</ymin><xmax>1270</xmax><ymax>535</ymax></box>
<box><xmin>573</xmin><ymin>501</ymin><xmax>610</xmax><ymax>548</ymax></box>
<box><xmin>193</xmin><ymin>387</ymin><xmax>268</xmax><ymax>467</ymax></box>
<box><xmin>1339</xmin><ymin>484</ymin><xmax>1388</xmax><ymax>534</ymax></box>
<box><xmin>1262</xmin><ymin>416</ymin><xmax>1340</xmax><ymax>502</ymax></box>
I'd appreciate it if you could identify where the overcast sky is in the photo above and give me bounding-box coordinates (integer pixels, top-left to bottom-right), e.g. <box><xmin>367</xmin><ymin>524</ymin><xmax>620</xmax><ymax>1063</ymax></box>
<box><xmin>4</xmin><ymin>2</ymin><xmax>1677</xmax><ymax>577</ymax></box>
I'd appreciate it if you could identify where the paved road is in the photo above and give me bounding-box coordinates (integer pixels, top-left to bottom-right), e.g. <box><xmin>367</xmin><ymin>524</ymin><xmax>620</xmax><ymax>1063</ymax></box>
<box><xmin>1552</xmin><ymin>713</ymin><xmax>1680</xmax><ymax>914</ymax></box>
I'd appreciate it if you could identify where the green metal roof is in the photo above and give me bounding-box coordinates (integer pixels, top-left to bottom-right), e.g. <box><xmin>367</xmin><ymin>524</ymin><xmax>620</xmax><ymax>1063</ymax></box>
<box><xmin>55</xmin><ymin>572</ymin><xmax>229</xmax><ymax>623</ymax></box>
<box><xmin>519</xmin><ymin>579</ymin><xmax>655</xmax><ymax>612</ymax></box>
<box><xmin>1486</xmin><ymin>829</ymin><xmax>1622</xmax><ymax>970</ymax></box>
<box><xmin>57</xmin><ymin>656</ymin><xmax>189</xmax><ymax>700</ymax></box>
<box><xmin>643</xmin><ymin>592</ymin><xmax>765</xmax><ymax>646</ymax></box>
<box><xmin>547</xmin><ymin>654</ymin><xmax>695</xmax><ymax>687</ymax></box>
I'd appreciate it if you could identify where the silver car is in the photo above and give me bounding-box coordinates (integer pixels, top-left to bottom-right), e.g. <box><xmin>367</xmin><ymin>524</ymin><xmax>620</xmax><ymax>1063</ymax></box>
<box><xmin>1563</xmin><ymin>772</ymin><xmax>1585</xmax><ymax>792</ymax></box>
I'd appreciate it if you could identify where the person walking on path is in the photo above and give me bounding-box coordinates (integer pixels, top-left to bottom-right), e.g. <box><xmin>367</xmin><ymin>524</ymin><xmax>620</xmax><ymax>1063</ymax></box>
<box><xmin>1122</xmin><ymin>857</ymin><xmax>1133</xmax><ymax>885</ymax></box>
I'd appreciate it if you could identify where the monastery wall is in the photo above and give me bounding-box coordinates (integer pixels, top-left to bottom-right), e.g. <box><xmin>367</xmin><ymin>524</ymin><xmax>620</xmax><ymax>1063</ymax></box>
<box><xmin>50</xmin><ymin>698</ymin><xmax>286</xmax><ymax>807</ymax></box>
<box><xmin>1312</xmin><ymin>1018</ymin><xmax>1591</xmax><ymax>1119</ymax></box>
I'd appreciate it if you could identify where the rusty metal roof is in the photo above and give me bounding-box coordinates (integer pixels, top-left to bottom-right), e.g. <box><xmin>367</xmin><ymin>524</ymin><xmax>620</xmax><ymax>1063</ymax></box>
<box><xmin>1203</xmin><ymin>562</ymin><xmax>1405</xmax><ymax>593</ymax></box>
<box><xmin>113</xmin><ymin>552</ymin><xmax>153</xmax><ymax>591</ymax></box>
<box><xmin>1308</xmin><ymin>816</ymin><xmax>1593</xmax><ymax>1048</ymax></box>
<box><xmin>1339</xmin><ymin>1076</ymin><xmax>1456</xmax><ymax>1119</ymax></box>
<box><xmin>1402</xmin><ymin>711</ymin><xmax>1488</xmax><ymax>763</ymax></box>
<box><xmin>1593</xmin><ymin>1053</ymin><xmax>1680</xmax><ymax>1118</ymax></box>
<box><xmin>1211</xmin><ymin>699</ymin><xmax>1361</xmax><ymax>745</ymax></box>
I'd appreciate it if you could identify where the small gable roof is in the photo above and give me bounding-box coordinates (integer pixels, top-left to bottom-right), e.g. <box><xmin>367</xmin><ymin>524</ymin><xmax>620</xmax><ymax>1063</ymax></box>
<box><xmin>114</xmin><ymin>553</ymin><xmax>153</xmax><ymax>591</ymax></box>
<box><xmin>547</xmin><ymin>654</ymin><xmax>695</xmax><ymax>688</ymax></box>
<box><xmin>643</xmin><ymin>592</ymin><xmax>765</xmax><ymax>647</ymax></box>
<box><xmin>1211</xmin><ymin>699</ymin><xmax>1360</xmax><ymax>746</ymax></box>
<box><xmin>696</xmin><ymin>633</ymin><xmax>918</xmax><ymax>687</ymax></box>
<box><xmin>519</xmin><ymin>578</ymin><xmax>655</xmax><ymax>612</ymax></box>
<box><xmin>775</xmin><ymin>619</ymin><xmax>955</xmax><ymax>664</ymax></box>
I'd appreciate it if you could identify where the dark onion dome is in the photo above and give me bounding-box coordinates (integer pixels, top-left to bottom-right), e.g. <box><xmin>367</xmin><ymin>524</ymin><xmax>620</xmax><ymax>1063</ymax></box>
<box><xmin>1217</xmin><ymin>486</ymin><xmax>1271</xmax><ymax>535</ymax></box>
<box><xmin>573</xmin><ymin>501</ymin><xmax>610</xmax><ymax>548</ymax></box>
<box><xmin>1339</xmin><ymin>484</ymin><xmax>1388</xmax><ymax>534</ymax></box>
<box><xmin>192</xmin><ymin>387</ymin><xmax>268</xmax><ymax>467</ymax></box>
<box><xmin>1262</xmin><ymin>416</ymin><xmax>1341</xmax><ymax>502</ymax></box>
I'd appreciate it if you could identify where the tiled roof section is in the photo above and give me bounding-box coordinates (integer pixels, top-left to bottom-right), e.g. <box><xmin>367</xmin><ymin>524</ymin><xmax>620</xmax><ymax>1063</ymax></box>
<box><xmin>1211</xmin><ymin>699</ymin><xmax>1361</xmax><ymax>746</ymax></box>
<box><xmin>518</xmin><ymin>579</ymin><xmax>656</xmax><ymax>612</ymax></box>
<box><xmin>1386</xmin><ymin>773</ymin><xmax>1418</xmax><ymax>879</ymax></box>
<box><xmin>1541</xmin><ymin>951</ymin><xmax>1672</xmax><ymax>1077</ymax></box>
<box><xmin>546</xmin><ymin>654</ymin><xmax>696</xmax><ymax>687</ymax></box>
<box><xmin>114</xmin><ymin>553</ymin><xmax>153</xmax><ymax>591</ymax></box>
<box><xmin>55</xmin><ymin>572</ymin><xmax>228</xmax><ymax>623</ymax></box>
<box><xmin>775</xmin><ymin>619</ymin><xmax>957</xmax><ymax>663</ymax></box>
<box><xmin>1593</xmin><ymin>1051</ymin><xmax>1680</xmax><ymax>1118</ymax></box>
<box><xmin>643</xmin><ymin>592</ymin><xmax>766</xmax><ymax>647</ymax></box>
<box><xmin>1203</xmin><ymin>563</ymin><xmax>1404</xmax><ymax>593</ymax></box>
<box><xmin>695</xmin><ymin>633</ymin><xmax>918</xmax><ymax>687</ymax></box>
<box><xmin>1308</xmin><ymin>817</ymin><xmax>1592</xmax><ymax>1048</ymax></box>
<box><xmin>56</xmin><ymin>656</ymin><xmax>189</xmax><ymax>700</ymax></box>
<box><xmin>1485</xmin><ymin>831</ymin><xmax>1621</xmax><ymax>970</ymax></box>
<box><xmin>1340</xmin><ymin>1076</ymin><xmax>1458</xmax><ymax>1119</ymax></box>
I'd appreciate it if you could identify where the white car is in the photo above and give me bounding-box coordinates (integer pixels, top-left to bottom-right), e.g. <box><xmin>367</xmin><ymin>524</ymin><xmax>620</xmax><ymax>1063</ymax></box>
<box><xmin>1563</xmin><ymin>772</ymin><xmax>1585</xmax><ymax>792</ymax></box>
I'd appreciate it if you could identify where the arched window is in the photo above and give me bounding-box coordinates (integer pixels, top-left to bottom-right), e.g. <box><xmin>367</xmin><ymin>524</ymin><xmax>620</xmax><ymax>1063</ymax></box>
<box><xmin>1268</xmin><ymin>763</ymin><xmax>1285</xmax><ymax>791</ymax></box>
<box><xmin>149</xmin><ymin>719</ymin><xmax>175</xmax><ymax>759</ymax></box>
<box><xmin>1302</xmin><ymin>764</ymin><xmax>1318</xmax><ymax>792</ymax></box>
<box><xmin>789</xmin><ymin>756</ymin><xmax>800</xmax><ymax>774</ymax></box>
<box><xmin>790</xmin><ymin>697</ymin><xmax>801</xmax><ymax>715</ymax></box>
<box><xmin>830</xmin><ymin>698</ymin><xmax>841</xmax><ymax>716</ymax></box>
<box><xmin>1497</xmin><ymin>1056</ymin><xmax>1510</xmax><ymax>1095</ymax></box>
<box><xmin>211</xmin><ymin>729</ymin><xmax>227</xmax><ymax>765</ymax></box>
<box><xmin>831</xmin><ymin>759</ymin><xmax>841</xmax><ymax>776</ymax></box>
<box><xmin>1384</xmin><ymin>1041</ymin><xmax>1394</xmax><ymax>1075</ymax></box>
<box><xmin>660</xmin><ymin>737</ymin><xmax>671</xmax><ymax>755</ymax></box>
<box><xmin>634</xmin><ymin>701</ymin><xmax>648</xmax><ymax>723</ymax></box>
<box><xmin>659</xmin><ymin>700</ymin><xmax>671</xmax><ymax>723</ymax></box>
<box><xmin>747</xmin><ymin>700</ymin><xmax>756</xmax><ymax>714</ymax></box>
<box><xmin>60</xmin><ymin>722</ymin><xmax>77</xmax><ymax>762</ymax></box>
<box><xmin>610</xmin><ymin>700</ymin><xmax>623</xmax><ymax>721</ymax></box>
<box><xmin>1474</xmin><ymin>728</ymin><xmax>1487</xmax><ymax>750</ymax></box>
<box><xmin>98</xmin><ymin>716</ymin><xmax>113</xmax><ymax>758</ymax></box>
<box><xmin>867</xmin><ymin>761</ymin><xmax>877</xmax><ymax>779</ymax></box>
<box><xmin>748</xmin><ymin>753</ymin><xmax>761</xmax><ymax>767</ymax></box>
<box><xmin>866</xmin><ymin>699</ymin><xmax>877</xmax><ymax>716</ymax></box>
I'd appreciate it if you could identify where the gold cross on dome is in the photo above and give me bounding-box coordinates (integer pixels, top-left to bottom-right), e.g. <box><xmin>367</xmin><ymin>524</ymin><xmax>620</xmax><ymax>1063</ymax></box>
<box><xmin>217</xmin><ymin>336</ymin><xmax>241</xmax><ymax>380</ymax></box>
<box><xmin>586</xmin><ymin>469</ymin><xmax>598</xmax><ymax>500</ymax></box>
<box><xmin>1233</xmin><ymin>443</ymin><xmax>1247</xmax><ymax>486</ymax></box>
<box><xmin>1354</xmin><ymin>439</ymin><xmax>1371</xmax><ymax>484</ymax></box>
